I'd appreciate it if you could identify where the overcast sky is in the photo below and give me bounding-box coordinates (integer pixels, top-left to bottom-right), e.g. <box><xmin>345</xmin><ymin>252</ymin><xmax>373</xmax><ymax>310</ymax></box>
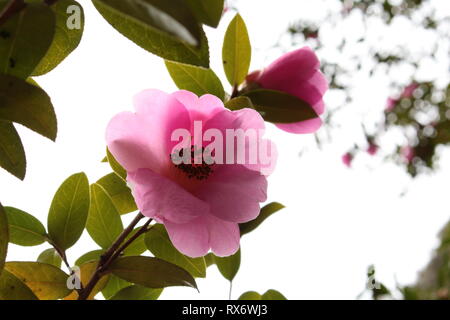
<box><xmin>2</xmin><ymin>0</ymin><xmax>450</xmax><ymax>299</ymax></box>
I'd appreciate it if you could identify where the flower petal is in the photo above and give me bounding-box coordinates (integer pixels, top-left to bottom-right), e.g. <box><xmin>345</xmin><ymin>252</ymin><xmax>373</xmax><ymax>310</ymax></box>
<box><xmin>275</xmin><ymin>117</ymin><xmax>323</xmax><ymax>134</ymax></box>
<box><xmin>205</xmin><ymin>214</ymin><xmax>240</xmax><ymax>257</ymax></box>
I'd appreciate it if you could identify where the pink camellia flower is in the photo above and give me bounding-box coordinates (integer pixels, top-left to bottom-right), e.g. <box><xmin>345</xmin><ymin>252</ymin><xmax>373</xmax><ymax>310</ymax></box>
<box><xmin>246</xmin><ymin>47</ymin><xmax>328</xmax><ymax>134</ymax></box>
<box><xmin>401</xmin><ymin>145</ymin><xmax>415</xmax><ymax>163</ymax></box>
<box><xmin>106</xmin><ymin>89</ymin><xmax>276</xmax><ymax>258</ymax></box>
<box><xmin>367</xmin><ymin>142</ymin><xmax>379</xmax><ymax>156</ymax></box>
<box><xmin>342</xmin><ymin>152</ymin><xmax>353</xmax><ymax>168</ymax></box>
<box><xmin>386</xmin><ymin>97</ymin><xmax>398</xmax><ymax>112</ymax></box>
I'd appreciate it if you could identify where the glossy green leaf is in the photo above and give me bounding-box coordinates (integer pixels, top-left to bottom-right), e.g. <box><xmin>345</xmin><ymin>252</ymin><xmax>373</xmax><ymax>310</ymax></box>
<box><xmin>32</xmin><ymin>0</ymin><xmax>85</xmax><ymax>76</ymax></box>
<box><xmin>96</xmin><ymin>172</ymin><xmax>137</xmax><ymax>215</ymax></box>
<box><xmin>0</xmin><ymin>270</ymin><xmax>38</xmax><ymax>300</ymax></box>
<box><xmin>222</xmin><ymin>14</ymin><xmax>251</xmax><ymax>86</ymax></box>
<box><xmin>47</xmin><ymin>172</ymin><xmax>90</xmax><ymax>250</ymax></box>
<box><xmin>75</xmin><ymin>249</ymin><xmax>104</xmax><ymax>266</ymax></box>
<box><xmin>0</xmin><ymin>74</ymin><xmax>57</xmax><ymax>141</ymax></box>
<box><xmin>37</xmin><ymin>248</ymin><xmax>62</xmax><ymax>268</ymax></box>
<box><xmin>204</xmin><ymin>253</ymin><xmax>215</xmax><ymax>267</ymax></box>
<box><xmin>4</xmin><ymin>207</ymin><xmax>46</xmax><ymax>246</ymax></box>
<box><xmin>262</xmin><ymin>289</ymin><xmax>287</xmax><ymax>300</ymax></box>
<box><xmin>0</xmin><ymin>2</ymin><xmax>55</xmax><ymax>79</ymax></box>
<box><xmin>87</xmin><ymin>183</ymin><xmax>124</xmax><ymax>249</ymax></box>
<box><xmin>244</xmin><ymin>89</ymin><xmax>318</xmax><ymax>123</ymax></box>
<box><xmin>106</xmin><ymin>148</ymin><xmax>127</xmax><ymax>180</ymax></box>
<box><xmin>214</xmin><ymin>248</ymin><xmax>240</xmax><ymax>282</ymax></box>
<box><xmin>110</xmin><ymin>256</ymin><xmax>197</xmax><ymax>289</ymax></box>
<box><xmin>145</xmin><ymin>224</ymin><xmax>206</xmax><ymax>278</ymax></box>
<box><xmin>224</xmin><ymin>96</ymin><xmax>253</xmax><ymax>111</ymax></box>
<box><xmin>165</xmin><ymin>60</ymin><xmax>225</xmax><ymax>100</ymax></box>
<box><xmin>110</xmin><ymin>285</ymin><xmax>162</xmax><ymax>300</ymax></box>
<box><xmin>0</xmin><ymin>204</ymin><xmax>8</xmax><ymax>276</ymax></box>
<box><xmin>92</xmin><ymin>0</ymin><xmax>209</xmax><ymax>67</ymax></box>
<box><xmin>123</xmin><ymin>227</ymin><xmax>147</xmax><ymax>256</ymax></box>
<box><xmin>185</xmin><ymin>0</ymin><xmax>224</xmax><ymax>28</ymax></box>
<box><xmin>240</xmin><ymin>202</ymin><xmax>285</xmax><ymax>236</ymax></box>
<box><xmin>0</xmin><ymin>120</ymin><xmax>26</xmax><ymax>180</ymax></box>
<box><xmin>102</xmin><ymin>275</ymin><xmax>130</xmax><ymax>300</ymax></box>
<box><xmin>4</xmin><ymin>261</ymin><xmax>70</xmax><ymax>300</ymax></box>
<box><xmin>238</xmin><ymin>291</ymin><xmax>261</xmax><ymax>300</ymax></box>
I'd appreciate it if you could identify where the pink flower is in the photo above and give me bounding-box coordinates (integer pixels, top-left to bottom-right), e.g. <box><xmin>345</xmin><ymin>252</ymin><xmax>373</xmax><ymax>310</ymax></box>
<box><xmin>106</xmin><ymin>89</ymin><xmax>276</xmax><ymax>258</ymax></box>
<box><xmin>367</xmin><ymin>143</ymin><xmax>378</xmax><ymax>156</ymax></box>
<box><xmin>342</xmin><ymin>153</ymin><xmax>353</xmax><ymax>167</ymax></box>
<box><xmin>401</xmin><ymin>83</ymin><xmax>419</xmax><ymax>99</ymax></box>
<box><xmin>401</xmin><ymin>146</ymin><xmax>415</xmax><ymax>163</ymax></box>
<box><xmin>386</xmin><ymin>97</ymin><xmax>398</xmax><ymax>112</ymax></box>
<box><xmin>246</xmin><ymin>47</ymin><xmax>328</xmax><ymax>134</ymax></box>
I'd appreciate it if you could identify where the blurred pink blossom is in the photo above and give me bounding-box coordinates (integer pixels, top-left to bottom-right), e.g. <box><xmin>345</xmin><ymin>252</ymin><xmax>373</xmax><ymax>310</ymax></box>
<box><xmin>342</xmin><ymin>153</ymin><xmax>353</xmax><ymax>167</ymax></box>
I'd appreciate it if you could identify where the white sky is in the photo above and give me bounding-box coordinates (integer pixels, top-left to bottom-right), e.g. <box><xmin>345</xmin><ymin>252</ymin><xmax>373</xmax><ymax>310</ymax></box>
<box><xmin>1</xmin><ymin>0</ymin><xmax>450</xmax><ymax>299</ymax></box>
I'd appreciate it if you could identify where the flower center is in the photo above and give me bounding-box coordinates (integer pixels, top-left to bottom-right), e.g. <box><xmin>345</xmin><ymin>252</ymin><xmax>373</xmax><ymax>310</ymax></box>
<box><xmin>171</xmin><ymin>145</ymin><xmax>214</xmax><ymax>181</ymax></box>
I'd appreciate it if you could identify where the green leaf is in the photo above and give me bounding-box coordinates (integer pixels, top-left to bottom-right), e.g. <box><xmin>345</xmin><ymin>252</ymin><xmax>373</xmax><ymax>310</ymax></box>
<box><xmin>96</xmin><ymin>172</ymin><xmax>137</xmax><ymax>215</ymax></box>
<box><xmin>92</xmin><ymin>0</ymin><xmax>209</xmax><ymax>67</ymax></box>
<box><xmin>224</xmin><ymin>96</ymin><xmax>253</xmax><ymax>111</ymax></box>
<box><xmin>102</xmin><ymin>275</ymin><xmax>130</xmax><ymax>300</ymax></box>
<box><xmin>0</xmin><ymin>74</ymin><xmax>57</xmax><ymax>141</ymax></box>
<box><xmin>222</xmin><ymin>14</ymin><xmax>251</xmax><ymax>86</ymax></box>
<box><xmin>110</xmin><ymin>285</ymin><xmax>162</xmax><ymax>300</ymax></box>
<box><xmin>0</xmin><ymin>2</ymin><xmax>55</xmax><ymax>79</ymax></box>
<box><xmin>123</xmin><ymin>227</ymin><xmax>147</xmax><ymax>256</ymax></box>
<box><xmin>214</xmin><ymin>248</ymin><xmax>241</xmax><ymax>282</ymax></box>
<box><xmin>0</xmin><ymin>204</ymin><xmax>8</xmax><ymax>277</ymax></box>
<box><xmin>75</xmin><ymin>249</ymin><xmax>104</xmax><ymax>266</ymax></box>
<box><xmin>165</xmin><ymin>60</ymin><xmax>225</xmax><ymax>100</ymax></box>
<box><xmin>47</xmin><ymin>172</ymin><xmax>90</xmax><ymax>250</ymax></box>
<box><xmin>204</xmin><ymin>253</ymin><xmax>215</xmax><ymax>267</ymax></box>
<box><xmin>262</xmin><ymin>289</ymin><xmax>287</xmax><ymax>300</ymax></box>
<box><xmin>4</xmin><ymin>261</ymin><xmax>71</xmax><ymax>300</ymax></box>
<box><xmin>37</xmin><ymin>248</ymin><xmax>62</xmax><ymax>268</ymax></box>
<box><xmin>244</xmin><ymin>89</ymin><xmax>318</xmax><ymax>123</ymax></box>
<box><xmin>238</xmin><ymin>291</ymin><xmax>261</xmax><ymax>300</ymax></box>
<box><xmin>4</xmin><ymin>207</ymin><xmax>46</xmax><ymax>246</ymax></box>
<box><xmin>0</xmin><ymin>270</ymin><xmax>38</xmax><ymax>300</ymax></box>
<box><xmin>110</xmin><ymin>256</ymin><xmax>197</xmax><ymax>289</ymax></box>
<box><xmin>0</xmin><ymin>120</ymin><xmax>26</xmax><ymax>180</ymax></box>
<box><xmin>185</xmin><ymin>0</ymin><xmax>224</xmax><ymax>28</ymax></box>
<box><xmin>240</xmin><ymin>202</ymin><xmax>285</xmax><ymax>236</ymax></box>
<box><xmin>106</xmin><ymin>147</ymin><xmax>127</xmax><ymax>180</ymax></box>
<box><xmin>32</xmin><ymin>0</ymin><xmax>85</xmax><ymax>76</ymax></box>
<box><xmin>87</xmin><ymin>183</ymin><xmax>124</xmax><ymax>249</ymax></box>
<box><xmin>144</xmin><ymin>224</ymin><xmax>206</xmax><ymax>278</ymax></box>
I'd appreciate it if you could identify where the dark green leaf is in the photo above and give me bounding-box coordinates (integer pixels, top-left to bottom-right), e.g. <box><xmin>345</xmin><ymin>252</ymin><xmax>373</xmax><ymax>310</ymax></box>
<box><xmin>110</xmin><ymin>256</ymin><xmax>197</xmax><ymax>289</ymax></box>
<box><xmin>185</xmin><ymin>0</ymin><xmax>224</xmax><ymax>28</ymax></box>
<box><xmin>214</xmin><ymin>248</ymin><xmax>240</xmax><ymax>281</ymax></box>
<box><xmin>238</xmin><ymin>291</ymin><xmax>261</xmax><ymax>300</ymax></box>
<box><xmin>244</xmin><ymin>89</ymin><xmax>318</xmax><ymax>123</ymax></box>
<box><xmin>86</xmin><ymin>183</ymin><xmax>124</xmax><ymax>249</ymax></box>
<box><xmin>37</xmin><ymin>248</ymin><xmax>62</xmax><ymax>268</ymax></box>
<box><xmin>165</xmin><ymin>60</ymin><xmax>225</xmax><ymax>100</ymax></box>
<box><xmin>32</xmin><ymin>0</ymin><xmax>85</xmax><ymax>76</ymax></box>
<box><xmin>240</xmin><ymin>202</ymin><xmax>285</xmax><ymax>236</ymax></box>
<box><xmin>110</xmin><ymin>285</ymin><xmax>162</xmax><ymax>300</ymax></box>
<box><xmin>224</xmin><ymin>96</ymin><xmax>253</xmax><ymax>111</ymax></box>
<box><xmin>0</xmin><ymin>270</ymin><xmax>38</xmax><ymax>300</ymax></box>
<box><xmin>0</xmin><ymin>2</ymin><xmax>55</xmax><ymax>79</ymax></box>
<box><xmin>0</xmin><ymin>120</ymin><xmax>26</xmax><ymax>179</ymax></box>
<box><xmin>96</xmin><ymin>172</ymin><xmax>137</xmax><ymax>215</ymax></box>
<box><xmin>102</xmin><ymin>275</ymin><xmax>130</xmax><ymax>300</ymax></box>
<box><xmin>4</xmin><ymin>207</ymin><xmax>46</xmax><ymax>246</ymax></box>
<box><xmin>0</xmin><ymin>204</ymin><xmax>8</xmax><ymax>276</ymax></box>
<box><xmin>75</xmin><ymin>249</ymin><xmax>104</xmax><ymax>266</ymax></box>
<box><xmin>262</xmin><ymin>289</ymin><xmax>287</xmax><ymax>300</ymax></box>
<box><xmin>92</xmin><ymin>0</ymin><xmax>209</xmax><ymax>67</ymax></box>
<box><xmin>47</xmin><ymin>172</ymin><xmax>90</xmax><ymax>250</ymax></box>
<box><xmin>145</xmin><ymin>224</ymin><xmax>206</xmax><ymax>278</ymax></box>
<box><xmin>4</xmin><ymin>261</ymin><xmax>71</xmax><ymax>300</ymax></box>
<box><xmin>0</xmin><ymin>74</ymin><xmax>57</xmax><ymax>141</ymax></box>
<box><xmin>222</xmin><ymin>14</ymin><xmax>251</xmax><ymax>86</ymax></box>
<box><xmin>106</xmin><ymin>148</ymin><xmax>127</xmax><ymax>180</ymax></box>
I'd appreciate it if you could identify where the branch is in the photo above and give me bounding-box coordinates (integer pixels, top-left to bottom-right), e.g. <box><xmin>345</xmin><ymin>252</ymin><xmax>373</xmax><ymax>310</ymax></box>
<box><xmin>0</xmin><ymin>0</ymin><xmax>25</xmax><ymax>26</ymax></box>
<box><xmin>77</xmin><ymin>212</ymin><xmax>149</xmax><ymax>300</ymax></box>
